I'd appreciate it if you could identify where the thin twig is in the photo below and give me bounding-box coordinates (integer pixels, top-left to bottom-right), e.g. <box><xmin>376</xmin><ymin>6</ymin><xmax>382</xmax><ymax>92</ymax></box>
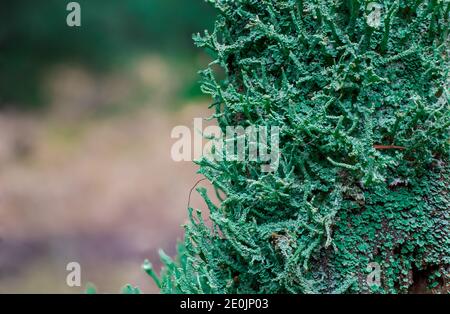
<box><xmin>373</xmin><ymin>145</ymin><xmax>406</xmax><ymax>150</ymax></box>
<box><xmin>187</xmin><ymin>178</ymin><xmax>208</xmax><ymax>209</ymax></box>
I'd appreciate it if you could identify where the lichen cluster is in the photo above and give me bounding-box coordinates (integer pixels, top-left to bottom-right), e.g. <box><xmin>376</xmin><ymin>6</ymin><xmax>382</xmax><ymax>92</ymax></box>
<box><xmin>147</xmin><ymin>0</ymin><xmax>450</xmax><ymax>293</ymax></box>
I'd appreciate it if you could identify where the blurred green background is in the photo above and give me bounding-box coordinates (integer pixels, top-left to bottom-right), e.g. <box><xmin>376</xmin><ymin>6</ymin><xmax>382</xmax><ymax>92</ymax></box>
<box><xmin>0</xmin><ymin>0</ymin><xmax>216</xmax><ymax>293</ymax></box>
<box><xmin>0</xmin><ymin>0</ymin><xmax>215</xmax><ymax>108</ymax></box>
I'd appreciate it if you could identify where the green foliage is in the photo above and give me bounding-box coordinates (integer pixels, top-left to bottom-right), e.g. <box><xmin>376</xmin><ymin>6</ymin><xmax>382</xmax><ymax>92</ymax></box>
<box><xmin>121</xmin><ymin>284</ymin><xmax>142</xmax><ymax>294</ymax></box>
<box><xmin>149</xmin><ymin>0</ymin><xmax>450</xmax><ymax>293</ymax></box>
<box><xmin>85</xmin><ymin>283</ymin><xmax>98</xmax><ymax>294</ymax></box>
<box><xmin>84</xmin><ymin>283</ymin><xmax>142</xmax><ymax>294</ymax></box>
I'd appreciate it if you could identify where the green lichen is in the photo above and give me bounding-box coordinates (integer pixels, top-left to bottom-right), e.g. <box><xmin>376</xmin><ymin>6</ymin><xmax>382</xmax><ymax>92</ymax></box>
<box><xmin>148</xmin><ymin>0</ymin><xmax>450</xmax><ymax>293</ymax></box>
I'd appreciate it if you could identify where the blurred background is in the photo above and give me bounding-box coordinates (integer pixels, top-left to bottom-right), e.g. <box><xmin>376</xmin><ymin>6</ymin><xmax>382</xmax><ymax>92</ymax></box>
<box><xmin>0</xmin><ymin>0</ymin><xmax>216</xmax><ymax>293</ymax></box>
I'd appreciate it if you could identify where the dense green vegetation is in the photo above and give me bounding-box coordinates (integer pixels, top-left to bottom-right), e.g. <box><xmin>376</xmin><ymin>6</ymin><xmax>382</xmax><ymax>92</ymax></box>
<box><xmin>147</xmin><ymin>0</ymin><xmax>450</xmax><ymax>293</ymax></box>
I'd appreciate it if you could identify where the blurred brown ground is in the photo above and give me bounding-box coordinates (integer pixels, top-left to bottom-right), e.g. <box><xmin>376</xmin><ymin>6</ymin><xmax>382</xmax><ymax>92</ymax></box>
<box><xmin>0</xmin><ymin>55</ymin><xmax>213</xmax><ymax>293</ymax></box>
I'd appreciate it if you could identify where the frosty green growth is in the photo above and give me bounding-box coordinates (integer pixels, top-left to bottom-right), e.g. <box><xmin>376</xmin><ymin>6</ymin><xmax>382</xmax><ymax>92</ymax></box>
<box><xmin>147</xmin><ymin>0</ymin><xmax>449</xmax><ymax>293</ymax></box>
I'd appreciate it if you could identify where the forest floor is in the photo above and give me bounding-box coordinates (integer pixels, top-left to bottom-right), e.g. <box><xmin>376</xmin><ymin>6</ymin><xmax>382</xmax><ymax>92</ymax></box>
<box><xmin>0</xmin><ymin>56</ymin><xmax>213</xmax><ymax>293</ymax></box>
